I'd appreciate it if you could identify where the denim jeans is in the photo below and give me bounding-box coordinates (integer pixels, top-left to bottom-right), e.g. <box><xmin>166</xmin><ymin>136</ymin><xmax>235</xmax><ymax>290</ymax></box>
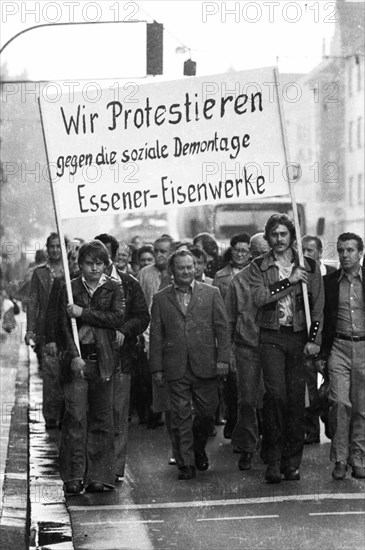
<box><xmin>231</xmin><ymin>344</ymin><xmax>262</xmax><ymax>453</ymax></box>
<box><xmin>59</xmin><ymin>360</ymin><xmax>115</xmax><ymax>487</ymax></box>
<box><xmin>260</xmin><ymin>327</ymin><xmax>307</xmax><ymax>470</ymax></box>
<box><xmin>328</xmin><ymin>338</ymin><xmax>365</xmax><ymax>467</ymax></box>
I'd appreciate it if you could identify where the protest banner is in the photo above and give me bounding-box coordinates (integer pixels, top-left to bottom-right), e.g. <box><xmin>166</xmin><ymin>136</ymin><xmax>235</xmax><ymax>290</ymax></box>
<box><xmin>39</xmin><ymin>67</ymin><xmax>291</xmax><ymax>220</ymax></box>
<box><xmin>39</xmin><ymin>66</ymin><xmax>311</xmax><ymax>337</ymax></box>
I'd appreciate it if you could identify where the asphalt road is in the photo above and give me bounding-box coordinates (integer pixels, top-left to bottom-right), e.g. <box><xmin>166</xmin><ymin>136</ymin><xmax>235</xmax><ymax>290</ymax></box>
<box><xmin>66</xmin><ymin>416</ymin><xmax>365</xmax><ymax>550</ymax></box>
<box><xmin>1</xmin><ymin>328</ymin><xmax>364</xmax><ymax>550</ymax></box>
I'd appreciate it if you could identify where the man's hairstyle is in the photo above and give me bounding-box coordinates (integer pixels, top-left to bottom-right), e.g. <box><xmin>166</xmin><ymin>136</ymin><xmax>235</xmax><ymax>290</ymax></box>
<box><xmin>337</xmin><ymin>232</ymin><xmax>364</xmax><ymax>252</ymax></box>
<box><xmin>153</xmin><ymin>236</ymin><xmax>174</xmax><ymax>248</ymax></box>
<box><xmin>190</xmin><ymin>246</ymin><xmax>207</xmax><ymax>263</ymax></box>
<box><xmin>302</xmin><ymin>235</ymin><xmax>323</xmax><ymax>253</ymax></box>
<box><xmin>230</xmin><ymin>233</ymin><xmax>251</xmax><ymax>248</ymax></box>
<box><xmin>78</xmin><ymin>240</ymin><xmax>109</xmax><ymax>266</ymax></box>
<box><xmin>167</xmin><ymin>249</ymin><xmax>194</xmax><ymax>275</ymax></box>
<box><xmin>94</xmin><ymin>233</ymin><xmax>119</xmax><ymax>260</ymax></box>
<box><xmin>46</xmin><ymin>232</ymin><xmax>59</xmax><ymax>248</ymax></box>
<box><xmin>35</xmin><ymin>250</ymin><xmax>47</xmax><ymax>264</ymax></box>
<box><xmin>118</xmin><ymin>241</ymin><xmax>131</xmax><ymax>253</ymax></box>
<box><xmin>264</xmin><ymin>213</ymin><xmax>296</xmax><ymax>243</ymax></box>
<box><xmin>192</xmin><ymin>232</ymin><xmax>219</xmax><ymax>258</ymax></box>
<box><xmin>137</xmin><ymin>244</ymin><xmax>155</xmax><ymax>261</ymax></box>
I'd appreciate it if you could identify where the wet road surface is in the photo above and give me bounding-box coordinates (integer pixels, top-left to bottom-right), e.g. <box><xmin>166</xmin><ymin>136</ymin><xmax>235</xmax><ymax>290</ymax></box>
<box><xmin>1</xmin><ymin>333</ymin><xmax>365</xmax><ymax>549</ymax></box>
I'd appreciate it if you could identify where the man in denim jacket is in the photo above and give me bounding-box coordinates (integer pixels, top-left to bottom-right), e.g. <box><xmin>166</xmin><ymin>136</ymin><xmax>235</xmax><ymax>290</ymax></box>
<box><xmin>59</xmin><ymin>240</ymin><xmax>126</xmax><ymax>494</ymax></box>
<box><xmin>249</xmin><ymin>214</ymin><xmax>324</xmax><ymax>484</ymax></box>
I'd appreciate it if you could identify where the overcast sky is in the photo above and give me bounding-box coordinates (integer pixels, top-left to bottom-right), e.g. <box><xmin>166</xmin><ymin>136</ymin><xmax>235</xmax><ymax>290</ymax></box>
<box><xmin>1</xmin><ymin>0</ymin><xmax>337</xmax><ymax>81</ymax></box>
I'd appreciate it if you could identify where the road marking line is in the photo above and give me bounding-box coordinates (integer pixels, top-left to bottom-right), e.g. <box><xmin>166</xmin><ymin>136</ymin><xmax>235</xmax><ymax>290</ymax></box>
<box><xmin>197</xmin><ymin>515</ymin><xmax>279</xmax><ymax>521</ymax></box>
<box><xmin>68</xmin><ymin>492</ymin><xmax>365</xmax><ymax>512</ymax></box>
<box><xmin>80</xmin><ymin>520</ymin><xmax>164</xmax><ymax>525</ymax></box>
<box><xmin>309</xmin><ymin>511</ymin><xmax>365</xmax><ymax>516</ymax></box>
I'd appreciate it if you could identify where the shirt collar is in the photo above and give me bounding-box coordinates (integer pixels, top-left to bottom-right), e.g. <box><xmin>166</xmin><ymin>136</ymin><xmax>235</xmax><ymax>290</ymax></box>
<box><xmin>109</xmin><ymin>263</ymin><xmax>121</xmax><ymax>282</ymax></box>
<box><xmin>174</xmin><ymin>279</ymin><xmax>195</xmax><ymax>292</ymax></box>
<box><xmin>339</xmin><ymin>267</ymin><xmax>363</xmax><ymax>281</ymax></box>
<box><xmin>82</xmin><ymin>273</ymin><xmax>108</xmax><ymax>296</ymax></box>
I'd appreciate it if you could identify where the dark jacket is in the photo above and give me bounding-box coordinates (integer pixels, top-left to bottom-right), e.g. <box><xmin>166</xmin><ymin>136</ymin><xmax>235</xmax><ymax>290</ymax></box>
<box><xmin>27</xmin><ymin>265</ymin><xmax>59</xmax><ymax>346</ymax></box>
<box><xmin>249</xmin><ymin>248</ymin><xmax>324</xmax><ymax>345</ymax></box>
<box><xmin>213</xmin><ymin>263</ymin><xmax>238</xmax><ymax>301</ymax></box>
<box><xmin>150</xmin><ymin>281</ymin><xmax>230</xmax><ymax>381</ymax></box>
<box><xmin>225</xmin><ymin>265</ymin><xmax>259</xmax><ymax>348</ymax></box>
<box><xmin>59</xmin><ymin>276</ymin><xmax>125</xmax><ymax>380</ymax></box>
<box><xmin>112</xmin><ymin>268</ymin><xmax>150</xmax><ymax>372</ymax></box>
<box><xmin>321</xmin><ymin>266</ymin><xmax>365</xmax><ymax>360</ymax></box>
<box><xmin>44</xmin><ymin>277</ymin><xmax>65</xmax><ymax>345</ymax></box>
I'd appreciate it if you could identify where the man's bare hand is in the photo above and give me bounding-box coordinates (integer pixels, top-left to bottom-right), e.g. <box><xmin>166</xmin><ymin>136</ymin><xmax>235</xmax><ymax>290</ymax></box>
<box><xmin>70</xmin><ymin>357</ymin><xmax>85</xmax><ymax>378</ymax></box>
<box><xmin>289</xmin><ymin>267</ymin><xmax>308</xmax><ymax>285</ymax></box>
<box><xmin>25</xmin><ymin>331</ymin><xmax>36</xmax><ymax>346</ymax></box>
<box><xmin>67</xmin><ymin>304</ymin><xmax>83</xmax><ymax>318</ymax></box>
<box><xmin>153</xmin><ymin>372</ymin><xmax>165</xmax><ymax>387</ymax></box>
<box><xmin>303</xmin><ymin>342</ymin><xmax>320</xmax><ymax>357</ymax></box>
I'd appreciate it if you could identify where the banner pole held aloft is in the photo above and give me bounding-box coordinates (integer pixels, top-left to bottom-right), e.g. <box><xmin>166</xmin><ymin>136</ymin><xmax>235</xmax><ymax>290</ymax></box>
<box><xmin>38</xmin><ymin>97</ymin><xmax>81</xmax><ymax>354</ymax></box>
<box><xmin>273</xmin><ymin>68</ymin><xmax>311</xmax><ymax>334</ymax></box>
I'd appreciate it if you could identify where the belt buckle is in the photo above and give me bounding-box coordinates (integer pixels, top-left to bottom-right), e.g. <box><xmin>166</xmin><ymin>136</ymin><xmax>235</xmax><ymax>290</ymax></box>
<box><xmin>352</xmin><ymin>335</ymin><xmax>360</xmax><ymax>342</ymax></box>
<box><xmin>87</xmin><ymin>353</ymin><xmax>98</xmax><ymax>361</ymax></box>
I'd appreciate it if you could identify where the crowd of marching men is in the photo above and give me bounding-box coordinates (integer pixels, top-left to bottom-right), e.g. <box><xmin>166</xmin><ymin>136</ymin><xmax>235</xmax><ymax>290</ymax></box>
<box><xmin>5</xmin><ymin>213</ymin><xmax>363</xmax><ymax>494</ymax></box>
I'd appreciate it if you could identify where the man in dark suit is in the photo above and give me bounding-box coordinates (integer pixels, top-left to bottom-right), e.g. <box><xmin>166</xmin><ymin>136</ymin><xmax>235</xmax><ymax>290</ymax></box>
<box><xmin>322</xmin><ymin>232</ymin><xmax>365</xmax><ymax>480</ymax></box>
<box><xmin>302</xmin><ymin>235</ymin><xmax>337</xmax><ymax>444</ymax></box>
<box><xmin>150</xmin><ymin>250</ymin><xmax>230</xmax><ymax>480</ymax></box>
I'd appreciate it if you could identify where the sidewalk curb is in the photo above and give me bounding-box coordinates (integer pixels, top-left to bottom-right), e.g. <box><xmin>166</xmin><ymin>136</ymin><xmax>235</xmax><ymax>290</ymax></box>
<box><xmin>0</xmin><ymin>343</ymin><xmax>29</xmax><ymax>550</ymax></box>
<box><xmin>28</xmin><ymin>349</ymin><xmax>74</xmax><ymax>550</ymax></box>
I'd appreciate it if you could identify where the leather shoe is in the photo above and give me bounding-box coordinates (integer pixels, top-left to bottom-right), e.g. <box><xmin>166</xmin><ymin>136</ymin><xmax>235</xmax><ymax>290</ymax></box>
<box><xmin>332</xmin><ymin>462</ymin><xmax>347</xmax><ymax>480</ymax></box>
<box><xmin>178</xmin><ymin>465</ymin><xmax>196</xmax><ymax>480</ymax></box>
<box><xmin>238</xmin><ymin>451</ymin><xmax>252</xmax><ymax>471</ymax></box>
<box><xmin>86</xmin><ymin>482</ymin><xmax>112</xmax><ymax>493</ymax></box>
<box><xmin>352</xmin><ymin>466</ymin><xmax>365</xmax><ymax>479</ymax></box>
<box><xmin>265</xmin><ymin>463</ymin><xmax>281</xmax><ymax>484</ymax></box>
<box><xmin>65</xmin><ymin>480</ymin><xmax>83</xmax><ymax>494</ymax></box>
<box><xmin>195</xmin><ymin>451</ymin><xmax>209</xmax><ymax>471</ymax></box>
<box><xmin>283</xmin><ymin>467</ymin><xmax>300</xmax><ymax>481</ymax></box>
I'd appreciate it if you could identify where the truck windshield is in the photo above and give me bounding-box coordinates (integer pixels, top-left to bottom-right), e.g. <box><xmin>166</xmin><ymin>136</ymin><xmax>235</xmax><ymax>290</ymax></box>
<box><xmin>214</xmin><ymin>203</ymin><xmax>305</xmax><ymax>239</ymax></box>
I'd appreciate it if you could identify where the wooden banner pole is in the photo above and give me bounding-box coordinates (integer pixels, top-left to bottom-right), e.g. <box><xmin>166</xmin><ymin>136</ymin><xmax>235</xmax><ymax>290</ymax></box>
<box><xmin>274</xmin><ymin>68</ymin><xmax>311</xmax><ymax>334</ymax></box>
<box><xmin>38</xmin><ymin>97</ymin><xmax>81</xmax><ymax>354</ymax></box>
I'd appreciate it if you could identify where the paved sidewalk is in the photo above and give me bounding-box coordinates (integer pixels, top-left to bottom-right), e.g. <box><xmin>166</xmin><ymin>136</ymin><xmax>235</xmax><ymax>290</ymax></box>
<box><xmin>28</xmin><ymin>346</ymin><xmax>73</xmax><ymax>549</ymax></box>
<box><xmin>0</xmin><ymin>317</ymin><xmax>29</xmax><ymax>549</ymax></box>
<box><xmin>0</xmin><ymin>316</ymin><xmax>73</xmax><ymax>549</ymax></box>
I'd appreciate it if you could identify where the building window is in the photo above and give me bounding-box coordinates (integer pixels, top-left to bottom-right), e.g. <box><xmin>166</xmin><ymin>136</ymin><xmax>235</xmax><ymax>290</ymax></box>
<box><xmin>348</xmin><ymin>63</ymin><xmax>353</xmax><ymax>96</ymax></box>
<box><xmin>357</xmin><ymin>117</ymin><xmax>363</xmax><ymax>148</ymax></box>
<box><xmin>357</xmin><ymin>57</ymin><xmax>362</xmax><ymax>92</ymax></box>
<box><xmin>358</xmin><ymin>174</ymin><xmax>364</xmax><ymax>205</ymax></box>
<box><xmin>348</xmin><ymin>120</ymin><xmax>353</xmax><ymax>151</ymax></box>
<box><xmin>349</xmin><ymin>176</ymin><xmax>354</xmax><ymax>206</ymax></box>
